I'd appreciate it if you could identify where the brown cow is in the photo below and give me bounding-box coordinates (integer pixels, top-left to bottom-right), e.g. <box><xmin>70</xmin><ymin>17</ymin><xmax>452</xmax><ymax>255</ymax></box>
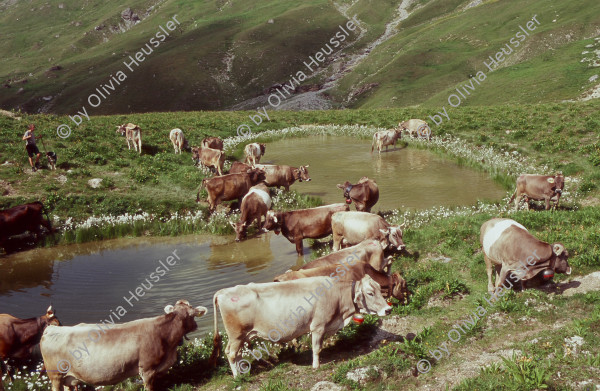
<box><xmin>191</xmin><ymin>146</ymin><xmax>225</xmax><ymax>176</ymax></box>
<box><xmin>0</xmin><ymin>306</ymin><xmax>60</xmax><ymax>390</ymax></box>
<box><xmin>300</xmin><ymin>239</ymin><xmax>391</xmax><ymax>273</ymax></box>
<box><xmin>262</xmin><ymin>203</ymin><xmax>350</xmax><ymax>256</ymax></box>
<box><xmin>331</xmin><ymin>211</ymin><xmax>405</xmax><ymax>252</ymax></box>
<box><xmin>244</xmin><ymin>143</ymin><xmax>266</xmax><ymax>167</ymax></box>
<box><xmin>1</xmin><ymin>202</ymin><xmax>52</xmax><ymax>252</ymax></box>
<box><xmin>202</xmin><ymin>137</ymin><xmax>224</xmax><ymax>150</ymax></box>
<box><xmin>509</xmin><ymin>173</ymin><xmax>565</xmax><ymax>211</ymax></box>
<box><xmin>255</xmin><ymin>164</ymin><xmax>311</xmax><ymax>191</ymax></box>
<box><xmin>337</xmin><ymin>177</ymin><xmax>379</xmax><ymax>212</ymax></box>
<box><xmin>198</xmin><ymin>168</ymin><xmax>266</xmax><ymax>212</ymax></box>
<box><xmin>399</xmin><ymin>119</ymin><xmax>431</xmax><ymax>140</ymax></box>
<box><xmin>481</xmin><ymin>218</ymin><xmax>571</xmax><ymax>293</ymax></box>
<box><xmin>41</xmin><ymin>300</ymin><xmax>206</xmax><ymax>391</ymax></box>
<box><xmin>274</xmin><ymin>262</ymin><xmax>409</xmax><ymax>303</ymax></box>
<box><xmin>228</xmin><ymin>161</ymin><xmax>251</xmax><ymax>174</ymax></box>
<box><xmin>371</xmin><ymin>128</ymin><xmax>402</xmax><ymax>154</ymax></box>
<box><xmin>116</xmin><ymin>123</ymin><xmax>142</xmax><ymax>154</ymax></box>
<box><xmin>231</xmin><ymin>183</ymin><xmax>272</xmax><ymax>242</ymax></box>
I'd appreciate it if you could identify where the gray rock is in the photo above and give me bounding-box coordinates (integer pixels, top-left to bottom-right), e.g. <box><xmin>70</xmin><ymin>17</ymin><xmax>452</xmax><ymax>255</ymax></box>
<box><xmin>311</xmin><ymin>381</ymin><xmax>343</xmax><ymax>391</ymax></box>
<box><xmin>88</xmin><ymin>178</ymin><xmax>103</xmax><ymax>188</ymax></box>
<box><xmin>346</xmin><ymin>365</ymin><xmax>383</xmax><ymax>385</ymax></box>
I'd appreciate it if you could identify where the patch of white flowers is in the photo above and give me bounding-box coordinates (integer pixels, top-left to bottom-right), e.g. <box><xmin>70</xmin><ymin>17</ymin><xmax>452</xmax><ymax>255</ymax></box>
<box><xmin>2</xmin><ymin>362</ymin><xmax>51</xmax><ymax>391</ymax></box>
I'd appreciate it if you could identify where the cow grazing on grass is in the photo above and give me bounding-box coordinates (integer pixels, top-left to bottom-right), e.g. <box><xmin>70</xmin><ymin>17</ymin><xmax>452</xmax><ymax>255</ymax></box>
<box><xmin>399</xmin><ymin>119</ymin><xmax>431</xmax><ymax>140</ymax></box>
<box><xmin>262</xmin><ymin>203</ymin><xmax>350</xmax><ymax>256</ymax></box>
<box><xmin>169</xmin><ymin>128</ymin><xmax>189</xmax><ymax>154</ymax></box>
<box><xmin>209</xmin><ymin>275</ymin><xmax>391</xmax><ymax>377</ymax></box>
<box><xmin>509</xmin><ymin>173</ymin><xmax>565</xmax><ymax>211</ymax></box>
<box><xmin>0</xmin><ymin>306</ymin><xmax>60</xmax><ymax>391</ymax></box>
<box><xmin>480</xmin><ymin>218</ymin><xmax>572</xmax><ymax>293</ymax></box>
<box><xmin>274</xmin><ymin>262</ymin><xmax>409</xmax><ymax>304</ymax></box>
<box><xmin>331</xmin><ymin>211</ymin><xmax>405</xmax><ymax>252</ymax></box>
<box><xmin>255</xmin><ymin>164</ymin><xmax>311</xmax><ymax>191</ymax></box>
<box><xmin>371</xmin><ymin>128</ymin><xmax>402</xmax><ymax>154</ymax></box>
<box><xmin>231</xmin><ymin>183</ymin><xmax>272</xmax><ymax>242</ymax></box>
<box><xmin>337</xmin><ymin>177</ymin><xmax>379</xmax><ymax>212</ymax></box>
<box><xmin>202</xmin><ymin>136</ymin><xmax>224</xmax><ymax>151</ymax></box>
<box><xmin>244</xmin><ymin>143</ymin><xmax>266</xmax><ymax>167</ymax></box>
<box><xmin>199</xmin><ymin>168</ymin><xmax>266</xmax><ymax>213</ymax></box>
<box><xmin>41</xmin><ymin>300</ymin><xmax>206</xmax><ymax>391</ymax></box>
<box><xmin>299</xmin><ymin>240</ymin><xmax>392</xmax><ymax>273</ymax></box>
<box><xmin>0</xmin><ymin>202</ymin><xmax>52</xmax><ymax>252</ymax></box>
<box><xmin>116</xmin><ymin>123</ymin><xmax>142</xmax><ymax>154</ymax></box>
<box><xmin>191</xmin><ymin>146</ymin><xmax>225</xmax><ymax>176</ymax></box>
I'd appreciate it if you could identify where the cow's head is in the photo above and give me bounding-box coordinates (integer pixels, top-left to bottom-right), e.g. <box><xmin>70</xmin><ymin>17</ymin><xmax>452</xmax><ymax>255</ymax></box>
<box><xmin>398</xmin><ymin>121</ymin><xmax>408</xmax><ymax>131</ymax></box>
<box><xmin>116</xmin><ymin>124</ymin><xmax>126</xmax><ymax>135</ymax></box>
<box><xmin>42</xmin><ymin>305</ymin><xmax>61</xmax><ymax>327</ymax></box>
<box><xmin>337</xmin><ymin>181</ymin><xmax>353</xmax><ymax>200</ymax></box>
<box><xmin>553</xmin><ymin>173</ymin><xmax>565</xmax><ymax>193</ymax></box>
<box><xmin>391</xmin><ymin>273</ymin><xmax>409</xmax><ymax>304</ymax></box>
<box><xmin>550</xmin><ymin>243</ymin><xmax>571</xmax><ymax>275</ymax></box>
<box><xmin>191</xmin><ymin>147</ymin><xmax>201</xmax><ymax>164</ymax></box>
<box><xmin>263</xmin><ymin>210</ymin><xmax>281</xmax><ymax>234</ymax></box>
<box><xmin>164</xmin><ymin>300</ymin><xmax>207</xmax><ymax>333</ymax></box>
<box><xmin>246</xmin><ymin>168</ymin><xmax>266</xmax><ymax>184</ymax></box>
<box><xmin>259</xmin><ymin>143</ymin><xmax>266</xmax><ymax>156</ymax></box>
<box><xmin>354</xmin><ymin>275</ymin><xmax>392</xmax><ymax>316</ymax></box>
<box><xmin>293</xmin><ymin>165</ymin><xmax>311</xmax><ymax>182</ymax></box>
<box><xmin>379</xmin><ymin>223</ymin><xmax>405</xmax><ymax>251</ymax></box>
<box><xmin>231</xmin><ymin>220</ymin><xmax>247</xmax><ymax>242</ymax></box>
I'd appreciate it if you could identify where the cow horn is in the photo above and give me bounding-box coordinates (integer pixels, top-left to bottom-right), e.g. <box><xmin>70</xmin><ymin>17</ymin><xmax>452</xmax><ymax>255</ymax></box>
<box><xmin>46</xmin><ymin>305</ymin><xmax>53</xmax><ymax>313</ymax></box>
<box><xmin>399</xmin><ymin>222</ymin><xmax>406</xmax><ymax>228</ymax></box>
<box><xmin>553</xmin><ymin>243</ymin><xmax>565</xmax><ymax>256</ymax></box>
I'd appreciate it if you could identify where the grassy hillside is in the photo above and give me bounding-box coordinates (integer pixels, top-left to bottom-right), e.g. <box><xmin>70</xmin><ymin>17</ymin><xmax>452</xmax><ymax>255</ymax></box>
<box><xmin>1</xmin><ymin>0</ymin><xmax>599</xmax><ymax>114</ymax></box>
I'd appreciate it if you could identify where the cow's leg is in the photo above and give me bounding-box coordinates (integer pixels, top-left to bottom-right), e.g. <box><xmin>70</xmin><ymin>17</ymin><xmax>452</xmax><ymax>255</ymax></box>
<box><xmin>332</xmin><ymin>232</ymin><xmax>342</xmax><ymax>251</ymax></box>
<box><xmin>544</xmin><ymin>197</ymin><xmax>550</xmax><ymax>210</ymax></box>
<box><xmin>225</xmin><ymin>339</ymin><xmax>244</xmax><ymax>377</ymax></box>
<box><xmin>284</xmin><ymin>185</ymin><xmax>290</xmax><ymax>192</ymax></box>
<box><xmin>140</xmin><ymin>368</ymin><xmax>156</xmax><ymax>391</ymax></box>
<box><xmin>484</xmin><ymin>255</ymin><xmax>495</xmax><ymax>293</ymax></box>
<box><xmin>494</xmin><ymin>266</ymin><xmax>510</xmax><ymax>290</ymax></box>
<box><xmin>310</xmin><ymin>330</ymin><xmax>325</xmax><ymax>369</ymax></box>
<box><xmin>295</xmin><ymin>238</ymin><xmax>304</xmax><ymax>256</ymax></box>
<box><xmin>514</xmin><ymin>192</ymin><xmax>521</xmax><ymax>211</ymax></box>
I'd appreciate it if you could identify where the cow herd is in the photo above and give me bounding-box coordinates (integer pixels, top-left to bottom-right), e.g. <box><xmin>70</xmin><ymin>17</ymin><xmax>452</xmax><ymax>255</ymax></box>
<box><xmin>0</xmin><ymin>125</ymin><xmax>574</xmax><ymax>390</ymax></box>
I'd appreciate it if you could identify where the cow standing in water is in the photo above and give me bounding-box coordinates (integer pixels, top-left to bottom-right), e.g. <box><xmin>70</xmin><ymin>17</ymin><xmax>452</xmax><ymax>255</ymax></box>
<box><xmin>0</xmin><ymin>202</ymin><xmax>52</xmax><ymax>252</ymax></box>
<box><xmin>0</xmin><ymin>306</ymin><xmax>60</xmax><ymax>391</ymax></box>
<box><xmin>509</xmin><ymin>173</ymin><xmax>564</xmax><ymax>211</ymax></box>
<box><xmin>232</xmin><ymin>183</ymin><xmax>272</xmax><ymax>242</ymax></box>
<box><xmin>371</xmin><ymin>128</ymin><xmax>402</xmax><ymax>154</ymax></box>
<box><xmin>337</xmin><ymin>177</ymin><xmax>379</xmax><ymax>212</ymax></box>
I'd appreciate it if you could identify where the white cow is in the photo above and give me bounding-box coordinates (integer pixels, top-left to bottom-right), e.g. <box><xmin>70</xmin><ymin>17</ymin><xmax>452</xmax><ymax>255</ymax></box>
<box><xmin>116</xmin><ymin>123</ymin><xmax>142</xmax><ymax>154</ymax></box>
<box><xmin>169</xmin><ymin>128</ymin><xmax>188</xmax><ymax>154</ymax></box>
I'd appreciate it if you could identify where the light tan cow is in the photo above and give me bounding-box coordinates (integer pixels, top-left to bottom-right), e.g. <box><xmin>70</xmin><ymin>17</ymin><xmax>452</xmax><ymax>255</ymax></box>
<box><xmin>191</xmin><ymin>147</ymin><xmax>225</xmax><ymax>176</ymax></box>
<box><xmin>210</xmin><ymin>275</ymin><xmax>391</xmax><ymax>377</ymax></box>
<box><xmin>116</xmin><ymin>123</ymin><xmax>142</xmax><ymax>154</ymax></box>
<box><xmin>399</xmin><ymin>119</ymin><xmax>431</xmax><ymax>140</ymax></box>
<box><xmin>169</xmin><ymin>128</ymin><xmax>188</xmax><ymax>154</ymax></box>
<box><xmin>508</xmin><ymin>173</ymin><xmax>565</xmax><ymax>211</ymax></box>
<box><xmin>244</xmin><ymin>143</ymin><xmax>266</xmax><ymax>167</ymax></box>
<box><xmin>371</xmin><ymin>128</ymin><xmax>402</xmax><ymax>154</ymax></box>
<box><xmin>331</xmin><ymin>211</ymin><xmax>405</xmax><ymax>252</ymax></box>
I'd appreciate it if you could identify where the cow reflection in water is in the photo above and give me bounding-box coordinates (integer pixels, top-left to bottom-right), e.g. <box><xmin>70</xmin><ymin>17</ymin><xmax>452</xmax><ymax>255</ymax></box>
<box><xmin>207</xmin><ymin>234</ymin><xmax>275</xmax><ymax>270</ymax></box>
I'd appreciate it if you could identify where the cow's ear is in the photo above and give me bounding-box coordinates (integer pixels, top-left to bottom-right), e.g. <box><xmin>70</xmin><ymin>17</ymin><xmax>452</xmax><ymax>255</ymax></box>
<box><xmin>336</xmin><ymin>184</ymin><xmax>343</xmax><ymax>189</ymax></box>
<box><xmin>164</xmin><ymin>305</ymin><xmax>175</xmax><ymax>314</ymax></box>
<box><xmin>229</xmin><ymin>221</ymin><xmax>236</xmax><ymax>228</ymax></box>
<box><xmin>304</xmin><ymin>165</ymin><xmax>309</xmax><ymax>168</ymax></box>
<box><xmin>553</xmin><ymin>243</ymin><xmax>565</xmax><ymax>256</ymax></box>
<box><xmin>353</xmin><ymin>280</ymin><xmax>364</xmax><ymax>304</ymax></box>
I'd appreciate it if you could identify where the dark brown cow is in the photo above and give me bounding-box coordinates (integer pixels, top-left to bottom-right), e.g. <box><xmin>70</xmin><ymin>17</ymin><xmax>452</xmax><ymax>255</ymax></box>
<box><xmin>228</xmin><ymin>161</ymin><xmax>251</xmax><ymax>174</ymax></box>
<box><xmin>300</xmin><ymin>239</ymin><xmax>391</xmax><ymax>273</ymax></box>
<box><xmin>201</xmin><ymin>136</ymin><xmax>224</xmax><ymax>150</ymax></box>
<box><xmin>274</xmin><ymin>262</ymin><xmax>409</xmax><ymax>303</ymax></box>
<box><xmin>1</xmin><ymin>202</ymin><xmax>52</xmax><ymax>251</ymax></box>
<box><xmin>337</xmin><ymin>177</ymin><xmax>379</xmax><ymax>212</ymax></box>
<box><xmin>509</xmin><ymin>173</ymin><xmax>565</xmax><ymax>211</ymax></box>
<box><xmin>198</xmin><ymin>169</ymin><xmax>266</xmax><ymax>212</ymax></box>
<box><xmin>0</xmin><ymin>306</ymin><xmax>60</xmax><ymax>390</ymax></box>
<box><xmin>231</xmin><ymin>183</ymin><xmax>272</xmax><ymax>242</ymax></box>
<box><xmin>191</xmin><ymin>146</ymin><xmax>225</xmax><ymax>176</ymax></box>
<box><xmin>255</xmin><ymin>164</ymin><xmax>311</xmax><ymax>191</ymax></box>
<box><xmin>262</xmin><ymin>204</ymin><xmax>350</xmax><ymax>255</ymax></box>
<box><xmin>481</xmin><ymin>218</ymin><xmax>572</xmax><ymax>293</ymax></box>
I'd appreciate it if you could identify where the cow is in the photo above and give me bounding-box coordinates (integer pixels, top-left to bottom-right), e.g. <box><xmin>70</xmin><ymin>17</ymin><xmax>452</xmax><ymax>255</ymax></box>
<box><xmin>299</xmin><ymin>240</ymin><xmax>392</xmax><ymax>273</ymax></box>
<box><xmin>262</xmin><ymin>203</ymin><xmax>350</xmax><ymax>256</ymax></box>
<box><xmin>0</xmin><ymin>202</ymin><xmax>52</xmax><ymax>252</ymax></box>
<box><xmin>480</xmin><ymin>218</ymin><xmax>572</xmax><ymax>293</ymax></box>
<box><xmin>508</xmin><ymin>173</ymin><xmax>565</xmax><ymax>211</ymax></box>
<box><xmin>191</xmin><ymin>146</ymin><xmax>225</xmax><ymax>176</ymax></box>
<box><xmin>336</xmin><ymin>177</ymin><xmax>379</xmax><ymax>212</ymax></box>
<box><xmin>228</xmin><ymin>161</ymin><xmax>251</xmax><ymax>174</ymax></box>
<box><xmin>40</xmin><ymin>300</ymin><xmax>207</xmax><ymax>391</ymax></box>
<box><xmin>209</xmin><ymin>275</ymin><xmax>391</xmax><ymax>377</ymax></box>
<box><xmin>399</xmin><ymin>119</ymin><xmax>431</xmax><ymax>140</ymax></box>
<box><xmin>0</xmin><ymin>306</ymin><xmax>60</xmax><ymax>391</ymax></box>
<box><xmin>244</xmin><ymin>143</ymin><xmax>266</xmax><ymax>167</ymax></box>
<box><xmin>255</xmin><ymin>164</ymin><xmax>311</xmax><ymax>191</ymax></box>
<box><xmin>274</xmin><ymin>262</ymin><xmax>409</xmax><ymax>304</ymax></box>
<box><xmin>202</xmin><ymin>136</ymin><xmax>224</xmax><ymax>151</ymax></box>
<box><xmin>198</xmin><ymin>168</ymin><xmax>266</xmax><ymax>212</ymax></box>
<box><xmin>169</xmin><ymin>128</ymin><xmax>189</xmax><ymax>154</ymax></box>
<box><xmin>116</xmin><ymin>123</ymin><xmax>142</xmax><ymax>154</ymax></box>
<box><xmin>371</xmin><ymin>128</ymin><xmax>402</xmax><ymax>154</ymax></box>
<box><xmin>331</xmin><ymin>211</ymin><xmax>405</xmax><ymax>252</ymax></box>
<box><xmin>231</xmin><ymin>183</ymin><xmax>272</xmax><ymax>242</ymax></box>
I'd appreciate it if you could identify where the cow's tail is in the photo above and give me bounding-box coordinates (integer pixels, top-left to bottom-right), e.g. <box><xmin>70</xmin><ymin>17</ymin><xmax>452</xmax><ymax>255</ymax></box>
<box><xmin>371</xmin><ymin>133</ymin><xmax>376</xmax><ymax>153</ymax></box>
<box><xmin>508</xmin><ymin>188</ymin><xmax>517</xmax><ymax>205</ymax></box>
<box><xmin>209</xmin><ymin>293</ymin><xmax>222</xmax><ymax>368</ymax></box>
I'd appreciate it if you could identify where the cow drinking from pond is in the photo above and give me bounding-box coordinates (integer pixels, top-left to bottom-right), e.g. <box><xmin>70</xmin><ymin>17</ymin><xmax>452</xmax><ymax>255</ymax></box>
<box><xmin>509</xmin><ymin>173</ymin><xmax>565</xmax><ymax>211</ymax></box>
<box><xmin>480</xmin><ymin>218</ymin><xmax>571</xmax><ymax>293</ymax></box>
<box><xmin>232</xmin><ymin>183</ymin><xmax>272</xmax><ymax>242</ymax></box>
<box><xmin>337</xmin><ymin>177</ymin><xmax>379</xmax><ymax>212</ymax></box>
<box><xmin>1</xmin><ymin>202</ymin><xmax>52</xmax><ymax>252</ymax></box>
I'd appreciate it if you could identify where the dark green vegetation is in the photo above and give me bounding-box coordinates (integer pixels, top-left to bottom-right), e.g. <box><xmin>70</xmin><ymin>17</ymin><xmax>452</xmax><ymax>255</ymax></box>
<box><xmin>2</xmin><ymin>0</ymin><xmax>600</xmax><ymax>113</ymax></box>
